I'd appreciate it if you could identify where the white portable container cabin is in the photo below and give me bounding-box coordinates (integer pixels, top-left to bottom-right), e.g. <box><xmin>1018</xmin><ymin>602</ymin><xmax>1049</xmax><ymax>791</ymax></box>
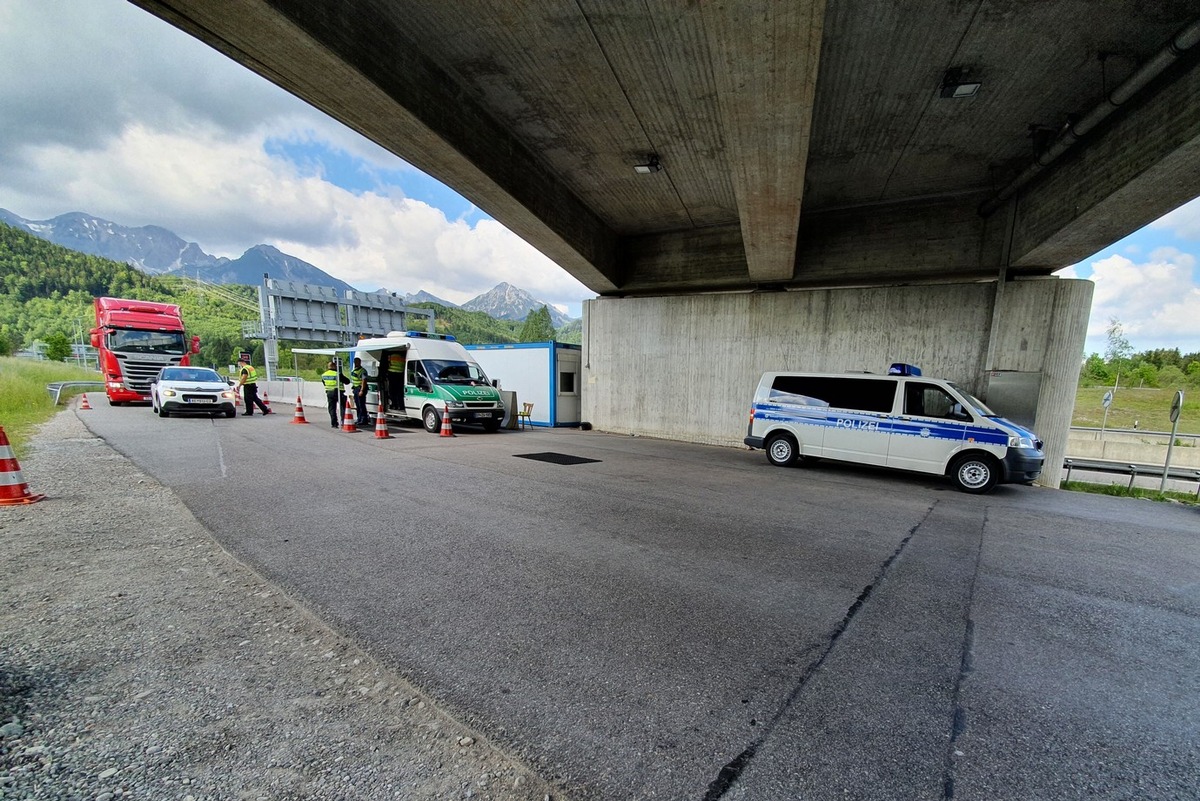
<box><xmin>465</xmin><ymin>342</ymin><xmax>582</xmax><ymax>427</ymax></box>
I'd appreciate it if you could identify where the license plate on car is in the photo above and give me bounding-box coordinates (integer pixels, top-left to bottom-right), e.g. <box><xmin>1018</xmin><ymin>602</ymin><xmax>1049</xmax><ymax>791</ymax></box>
<box><xmin>475</xmin><ymin>412</ymin><xmax>492</xmax><ymax>418</ymax></box>
<box><xmin>187</xmin><ymin>398</ymin><xmax>214</xmax><ymax>404</ymax></box>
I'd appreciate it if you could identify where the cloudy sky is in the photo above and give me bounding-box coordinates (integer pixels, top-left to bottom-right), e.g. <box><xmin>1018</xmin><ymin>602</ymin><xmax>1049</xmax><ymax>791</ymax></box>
<box><xmin>2</xmin><ymin>0</ymin><xmax>1199</xmax><ymax>352</ymax></box>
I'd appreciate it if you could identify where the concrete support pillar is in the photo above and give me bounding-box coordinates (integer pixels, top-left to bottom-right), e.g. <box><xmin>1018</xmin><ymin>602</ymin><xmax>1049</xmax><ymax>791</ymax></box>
<box><xmin>989</xmin><ymin>279</ymin><xmax>1094</xmax><ymax>486</ymax></box>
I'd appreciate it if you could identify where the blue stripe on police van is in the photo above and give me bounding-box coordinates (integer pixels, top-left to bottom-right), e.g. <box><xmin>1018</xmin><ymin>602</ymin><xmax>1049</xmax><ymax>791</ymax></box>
<box><xmin>756</xmin><ymin>404</ymin><xmax>1009</xmax><ymax>445</ymax></box>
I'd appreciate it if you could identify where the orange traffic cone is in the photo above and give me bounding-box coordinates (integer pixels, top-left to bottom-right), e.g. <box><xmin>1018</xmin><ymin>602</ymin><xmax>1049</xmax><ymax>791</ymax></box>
<box><xmin>374</xmin><ymin>402</ymin><xmax>391</xmax><ymax>439</ymax></box>
<box><xmin>290</xmin><ymin>394</ymin><xmax>309</xmax><ymax>425</ymax></box>
<box><xmin>79</xmin><ymin>393</ymin><xmax>92</xmax><ymax>410</ymax></box>
<box><xmin>0</xmin><ymin>426</ymin><xmax>45</xmax><ymax>505</ymax></box>
<box><xmin>261</xmin><ymin>391</ymin><xmax>271</xmax><ymax>413</ymax></box>
<box><xmin>439</xmin><ymin>403</ymin><xmax>455</xmax><ymax>438</ymax></box>
<box><xmin>234</xmin><ymin>390</ymin><xmax>242</xmax><ymax>408</ymax></box>
<box><xmin>341</xmin><ymin>398</ymin><xmax>359</xmax><ymax>432</ymax></box>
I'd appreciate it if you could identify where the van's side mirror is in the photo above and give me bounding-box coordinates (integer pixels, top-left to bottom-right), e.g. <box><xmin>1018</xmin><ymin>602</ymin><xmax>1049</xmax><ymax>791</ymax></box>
<box><xmin>418</xmin><ymin>377</ymin><xmax>431</xmax><ymax>392</ymax></box>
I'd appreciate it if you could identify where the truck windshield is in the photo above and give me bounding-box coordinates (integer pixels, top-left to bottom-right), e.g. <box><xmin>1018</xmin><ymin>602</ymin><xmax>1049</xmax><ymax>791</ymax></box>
<box><xmin>948</xmin><ymin>383</ymin><xmax>997</xmax><ymax>417</ymax></box>
<box><xmin>108</xmin><ymin>329</ymin><xmax>187</xmax><ymax>355</ymax></box>
<box><xmin>426</xmin><ymin>359</ymin><xmax>491</xmax><ymax>386</ymax></box>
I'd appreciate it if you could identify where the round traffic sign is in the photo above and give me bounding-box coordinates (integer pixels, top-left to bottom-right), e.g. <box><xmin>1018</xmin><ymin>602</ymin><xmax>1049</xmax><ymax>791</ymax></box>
<box><xmin>1102</xmin><ymin>390</ymin><xmax>1113</xmax><ymax>409</ymax></box>
<box><xmin>1170</xmin><ymin>390</ymin><xmax>1183</xmax><ymax>424</ymax></box>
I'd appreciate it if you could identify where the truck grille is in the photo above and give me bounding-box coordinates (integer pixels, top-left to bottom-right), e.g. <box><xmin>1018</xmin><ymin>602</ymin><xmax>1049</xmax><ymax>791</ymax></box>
<box><xmin>465</xmin><ymin>401</ymin><xmax>497</xmax><ymax>409</ymax></box>
<box><xmin>116</xmin><ymin>355</ymin><xmax>182</xmax><ymax>393</ymax></box>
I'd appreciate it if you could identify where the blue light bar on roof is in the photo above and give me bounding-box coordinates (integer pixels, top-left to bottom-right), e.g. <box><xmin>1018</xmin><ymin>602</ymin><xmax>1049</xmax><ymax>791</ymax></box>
<box><xmin>888</xmin><ymin>363</ymin><xmax>922</xmax><ymax>376</ymax></box>
<box><xmin>405</xmin><ymin>331</ymin><xmax>456</xmax><ymax>341</ymax></box>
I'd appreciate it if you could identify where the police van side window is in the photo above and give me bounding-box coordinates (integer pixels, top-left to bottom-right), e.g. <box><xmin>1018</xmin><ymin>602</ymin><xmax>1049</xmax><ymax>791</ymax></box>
<box><xmin>771</xmin><ymin>376</ymin><xmax>895</xmax><ymax>413</ymax></box>
<box><xmin>904</xmin><ymin>383</ymin><xmax>960</xmax><ymax>419</ymax></box>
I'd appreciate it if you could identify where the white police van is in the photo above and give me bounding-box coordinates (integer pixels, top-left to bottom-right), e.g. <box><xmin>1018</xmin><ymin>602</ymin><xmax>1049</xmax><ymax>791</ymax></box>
<box><xmin>744</xmin><ymin>364</ymin><xmax>1044</xmax><ymax>493</ymax></box>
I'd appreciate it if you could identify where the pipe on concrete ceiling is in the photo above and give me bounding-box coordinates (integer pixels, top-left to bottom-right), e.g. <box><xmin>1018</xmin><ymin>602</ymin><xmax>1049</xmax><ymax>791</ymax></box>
<box><xmin>979</xmin><ymin>18</ymin><xmax>1200</xmax><ymax>217</ymax></box>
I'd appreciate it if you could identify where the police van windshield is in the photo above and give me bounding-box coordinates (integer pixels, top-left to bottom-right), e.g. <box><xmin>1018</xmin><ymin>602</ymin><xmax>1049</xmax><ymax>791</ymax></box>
<box><xmin>109</xmin><ymin>329</ymin><xmax>187</xmax><ymax>354</ymax></box>
<box><xmin>426</xmin><ymin>359</ymin><xmax>491</xmax><ymax>386</ymax></box>
<box><xmin>948</xmin><ymin>383</ymin><xmax>997</xmax><ymax>417</ymax></box>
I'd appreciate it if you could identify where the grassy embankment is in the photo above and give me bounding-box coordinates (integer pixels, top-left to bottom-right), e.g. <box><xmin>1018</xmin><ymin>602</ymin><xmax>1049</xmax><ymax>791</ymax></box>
<box><xmin>1072</xmin><ymin>385</ymin><xmax>1199</xmax><ymax>435</ymax></box>
<box><xmin>0</xmin><ymin>357</ymin><xmax>99</xmax><ymax>458</ymax></box>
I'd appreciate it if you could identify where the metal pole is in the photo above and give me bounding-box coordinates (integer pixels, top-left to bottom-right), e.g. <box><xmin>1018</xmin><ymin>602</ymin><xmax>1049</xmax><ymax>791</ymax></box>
<box><xmin>1159</xmin><ymin>414</ymin><xmax>1182</xmax><ymax>493</ymax></box>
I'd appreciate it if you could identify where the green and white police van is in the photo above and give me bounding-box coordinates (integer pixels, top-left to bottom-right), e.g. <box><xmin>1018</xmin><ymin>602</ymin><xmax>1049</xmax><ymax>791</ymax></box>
<box><xmin>744</xmin><ymin>364</ymin><xmax>1044</xmax><ymax>493</ymax></box>
<box><xmin>352</xmin><ymin>331</ymin><xmax>505</xmax><ymax>433</ymax></box>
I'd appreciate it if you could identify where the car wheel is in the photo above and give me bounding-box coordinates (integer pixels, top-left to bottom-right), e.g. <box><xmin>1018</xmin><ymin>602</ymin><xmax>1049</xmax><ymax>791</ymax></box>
<box><xmin>482</xmin><ymin>419</ymin><xmax>501</xmax><ymax>432</ymax></box>
<box><xmin>158</xmin><ymin>404</ymin><xmax>169</xmax><ymax>418</ymax></box>
<box><xmin>423</xmin><ymin>406</ymin><xmax>441</xmax><ymax>433</ymax></box>
<box><xmin>950</xmin><ymin>453</ymin><xmax>999</xmax><ymax>494</ymax></box>
<box><xmin>225</xmin><ymin>409</ymin><xmax>236</xmax><ymax>419</ymax></box>
<box><xmin>765</xmin><ymin>433</ymin><xmax>798</xmax><ymax>467</ymax></box>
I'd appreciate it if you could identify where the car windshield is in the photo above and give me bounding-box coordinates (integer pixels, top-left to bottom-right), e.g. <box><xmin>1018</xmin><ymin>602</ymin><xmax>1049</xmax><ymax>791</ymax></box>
<box><xmin>161</xmin><ymin>368</ymin><xmax>222</xmax><ymax>383</ymax></box>
<box><xmin>948</xmin><ymin>383</ymin><xmax>997</xmax><ymax>417</ymax></box>
<box><xmin>426</xmin><ymin>359</ymin><xmax>491</xmax><ymax>385</ymax></box>
<box><xmin>109</xmin><ymin>329</ymin><xmax>187</xmax><ymax>354</ymax></box>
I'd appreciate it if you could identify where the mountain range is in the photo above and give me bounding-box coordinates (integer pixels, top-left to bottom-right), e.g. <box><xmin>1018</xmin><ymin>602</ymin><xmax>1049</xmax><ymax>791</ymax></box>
<box><xmin>0</xmin><ymin>208</ymin><xmax>574</xmax><ymax>325</ymax></box>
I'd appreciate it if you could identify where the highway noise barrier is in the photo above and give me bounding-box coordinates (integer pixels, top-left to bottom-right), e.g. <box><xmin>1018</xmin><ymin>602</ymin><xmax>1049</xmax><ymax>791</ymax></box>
<box><xmin>0</xmin><ymin>426</ymin><xmax>45</xmax><ymax>505</ymax></box>
<box><xmin>79</xmin><ymin>393</ymin><xmax>92</xmax><ymax>410</ymax></box>
<box><xmin>374</xmin><ymin>402</ymin><xmax>392</xmax><ymax>439</ymax></box>
<box><xmin>341</xmin><ymin>398</ymin><xmax>359</xmax><ymax>432</ymax></box>
<box><xmin>290</xmin><ymin>394</ymin><xmax>309</xmax><ymax>425</ymax></box>
<box><xmin>440</xmin><ymin>403</ymin><xmax>455</xmax><ymax>438</ymax></box>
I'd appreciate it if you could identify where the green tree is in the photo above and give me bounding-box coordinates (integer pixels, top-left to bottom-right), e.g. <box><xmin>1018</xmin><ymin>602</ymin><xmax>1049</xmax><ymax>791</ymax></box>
<box><xmin>1104</xmin><ymin>317</ymin><xmax>1133</xmax><ymax>387</ymax></box>
<box><xmin>1187</xmin><ymin>361</ymin><xmax>1200</xmax><ymax>387</ymax></box>
<box><xmin>44</xmin><ymin>331</ymin><xmax>72</xmax><ymax>362</ymax></box>
<box><xmin>519</xmin><ymin>305</ymin><xmax>555</xmax><ymax>342</ymax></box>
<box><xmin>1156</xmin><ymin>365</ymin><xmax>1185</xmax><ymax>389</ymax></box>
<box><xmin>1129</xmin><ymin>361</ymin><xmax>1158</xmax><ymax>388</ymax></box>
<box><xmin>1080</xmin><ymin>353</ymin><xmax>1111</xmax><ymax>386</ymax></box>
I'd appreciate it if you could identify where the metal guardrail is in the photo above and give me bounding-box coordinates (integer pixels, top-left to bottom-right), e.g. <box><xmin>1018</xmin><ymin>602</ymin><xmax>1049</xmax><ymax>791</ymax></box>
<box><xmin>1062</xmin><ymin>457</ymin><xmax>1200</xmax><ymax>496</ymax></box>
<box><xmin>1071</xmin><ymin>426</ymin><xmax>1199</xmax><ymax>444</ymax></box>
<box><xmin>46</xmin><ymin>381</ymin><xmax>105</xmax><ymax>405</ymax></box>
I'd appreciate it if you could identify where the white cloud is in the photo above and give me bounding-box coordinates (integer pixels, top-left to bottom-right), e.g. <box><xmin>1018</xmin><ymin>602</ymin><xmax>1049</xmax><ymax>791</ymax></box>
<box><xmin>1149</xmin><ymin>195</ymin><xmax>1200</xmax><ymax>241</ymax></box>
<box><xmin>1061</xmin><ymin>251</ymin><xmax>1200</xmax><ymax>353</ymax></box>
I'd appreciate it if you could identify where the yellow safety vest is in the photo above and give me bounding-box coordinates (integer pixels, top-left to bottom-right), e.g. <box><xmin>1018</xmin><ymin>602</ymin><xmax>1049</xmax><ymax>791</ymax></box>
<box><xmin>241</xmin><ymin>365</ymin><xmax>259</xmax><ymax>385</ymax></box>
<box><xmin>350</xmin><ymin>367</ymin><xmax>366</xmax><ymax>388</ymax></box>
<box><xmin>321</xmin><ymin>370</ymin><xmax>341</xmax><ymax>391</ymax></box>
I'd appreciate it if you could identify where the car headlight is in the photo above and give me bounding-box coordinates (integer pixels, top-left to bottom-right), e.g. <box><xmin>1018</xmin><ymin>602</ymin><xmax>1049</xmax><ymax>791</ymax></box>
<box><xmin>1008</xmin><ymin>435</ymin><xmax>1035</xmax><ymax>449</ymax></box>
<box><xmin>446</xmin><ymin>400</ymin><xmax>465</xmax><ymax>408</ymax></box>
<box><xmin>221</xmin><ymin>391</ymin><xmax>235</xmax><ymax>399</ymax></box>
<box><xmin>162</xmin><ymin>389</ymin><xmax>177</xmax><ymax>397</ymax></box>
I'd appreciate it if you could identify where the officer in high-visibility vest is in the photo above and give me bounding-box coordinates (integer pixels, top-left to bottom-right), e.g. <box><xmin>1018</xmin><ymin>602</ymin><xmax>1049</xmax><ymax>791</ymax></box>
<box><xmin>321</xmin><ymin>360</ymin><xmax>349</xmax><ymax>427</ymax></box>
<box><xmin>349</xmin><ymin>357</ymin><xmax>370</xmax><ymax>426</ymax></box>
<box><xmin>237</xmin><ymin>358</ymin><xmax>272</xmax><ymax>416</ymax></box>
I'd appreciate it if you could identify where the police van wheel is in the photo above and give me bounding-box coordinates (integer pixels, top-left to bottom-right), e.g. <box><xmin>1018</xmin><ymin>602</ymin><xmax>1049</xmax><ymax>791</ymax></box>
<box><xmin>766</xmin><ymin>433</ymin><xmax>798</xmax><ymax>467</ymax></box>
<box><xmin>422</xmin><ymin>406</ymin><xmax>441</xmax><ymax>433</ymax></box>
<box><xmin>951</xmin><ymin>453</ymin><xmax>998</xmax><ymax>494</ymax></box>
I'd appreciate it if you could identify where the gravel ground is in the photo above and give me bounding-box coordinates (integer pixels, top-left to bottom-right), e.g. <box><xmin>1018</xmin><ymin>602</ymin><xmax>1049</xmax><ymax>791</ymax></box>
<box><xmin>0</xmin><ymin>410</ymin><xmax>564</xmax><ymax>801</ymax></box>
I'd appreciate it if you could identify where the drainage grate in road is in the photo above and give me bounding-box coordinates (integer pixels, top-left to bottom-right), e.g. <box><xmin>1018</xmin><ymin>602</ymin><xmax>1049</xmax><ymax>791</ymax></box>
<box><xmin>514</xmin><ymin>452</ymin><xmax>601</xmax><ymax>466</ymax></box>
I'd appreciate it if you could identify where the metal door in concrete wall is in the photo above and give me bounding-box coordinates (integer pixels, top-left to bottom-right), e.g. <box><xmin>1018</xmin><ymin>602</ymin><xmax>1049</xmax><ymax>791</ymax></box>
<box><xmin>984</xmin><ymin>371</ymin><xmax>1042</xmax><ymax>430</ymax></box>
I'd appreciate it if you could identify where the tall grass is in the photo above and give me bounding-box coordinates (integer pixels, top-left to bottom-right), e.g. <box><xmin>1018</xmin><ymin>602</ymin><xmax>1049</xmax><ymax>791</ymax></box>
<box><xmin>0</xmin><ymin>357</ymin><xmax>101</xmax><ymax>457</ymax></box>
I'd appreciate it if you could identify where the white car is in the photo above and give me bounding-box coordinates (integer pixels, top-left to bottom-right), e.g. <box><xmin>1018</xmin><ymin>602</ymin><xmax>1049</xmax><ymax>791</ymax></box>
<box><xmin>149</xmin><ymin>367</ymin><xmax>237</xmax><ymax>419</ymax></box>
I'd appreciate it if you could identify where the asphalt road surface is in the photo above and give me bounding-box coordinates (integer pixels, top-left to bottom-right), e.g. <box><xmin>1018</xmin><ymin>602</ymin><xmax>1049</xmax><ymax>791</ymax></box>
<box><xmin>78</xmin><ymin>401</ymin><xmax>1199</xmax><ymax>800</ymax></box>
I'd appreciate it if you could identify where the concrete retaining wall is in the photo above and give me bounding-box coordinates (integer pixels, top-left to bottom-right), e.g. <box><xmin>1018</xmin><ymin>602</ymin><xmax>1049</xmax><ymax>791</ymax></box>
<box><xmin>581</xmin><ymin>279</ymin><xmax>1092</xmax><ymax>486</ymax></box>
<box><xmin>1067</xmin><ymin>431</ymin><xmax>1200</xmax><ymax>468</ymax></box>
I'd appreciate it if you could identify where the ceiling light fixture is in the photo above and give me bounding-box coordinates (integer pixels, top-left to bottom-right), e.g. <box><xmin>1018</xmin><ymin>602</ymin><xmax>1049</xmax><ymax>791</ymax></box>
<box><xmin>939</xmin><ymin>67</ymin><xmax>981</xmax><ymax>99</ymax></box>
<box><xmin>633</xmin><ymin>154</ymin><xmax>663</xmax><ymax>174</ymax></box>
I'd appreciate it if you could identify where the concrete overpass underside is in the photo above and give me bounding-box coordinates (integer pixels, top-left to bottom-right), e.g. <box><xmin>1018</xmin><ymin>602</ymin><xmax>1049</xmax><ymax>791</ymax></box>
<box><xmin>128</xmin><ymin>0</ymin><xmax>1200</xmax><ymax>483</ymax></box>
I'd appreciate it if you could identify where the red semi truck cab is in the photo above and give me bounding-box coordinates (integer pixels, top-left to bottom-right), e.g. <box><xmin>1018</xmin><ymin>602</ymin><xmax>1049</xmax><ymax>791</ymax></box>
<box><xmin>90</xmin><ymin>297</ymin><xmax>201</xmax><ymax>404</ymax></box>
